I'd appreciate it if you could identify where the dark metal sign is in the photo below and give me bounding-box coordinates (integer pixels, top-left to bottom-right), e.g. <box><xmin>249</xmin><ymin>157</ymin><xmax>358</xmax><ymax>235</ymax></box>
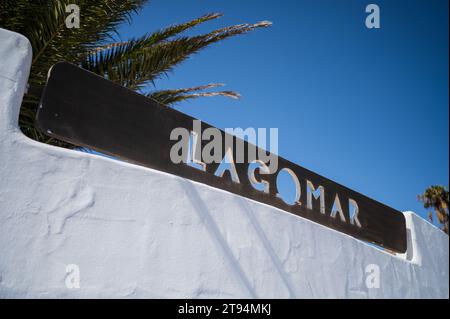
<box><xmin>36</xmin><ymin>62</ymin><xmax>407</xmax><ymax>253</ymax></box>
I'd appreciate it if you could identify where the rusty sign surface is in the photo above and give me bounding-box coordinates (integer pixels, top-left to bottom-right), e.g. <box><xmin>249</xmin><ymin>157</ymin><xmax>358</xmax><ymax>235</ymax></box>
<box><xmin>36</xmin><ymin>62</ymin><xmax>407</xmax><ymax>253</ymax></box>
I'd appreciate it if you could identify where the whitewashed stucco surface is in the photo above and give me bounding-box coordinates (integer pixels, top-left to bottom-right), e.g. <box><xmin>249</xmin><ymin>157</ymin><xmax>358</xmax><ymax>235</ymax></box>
<box><xmin>0</xmin><ymin>28</ymin><xmax>448</xmax><ymax>298</ymax></box>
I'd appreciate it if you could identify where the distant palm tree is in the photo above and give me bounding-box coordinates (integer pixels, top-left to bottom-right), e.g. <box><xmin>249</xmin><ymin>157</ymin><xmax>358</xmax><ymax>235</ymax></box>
<box><xmin>418</xmin><ymin>185</ymin><xmax>449</xmax><ymax>234</ymax></box>
<box><xmin>0</xmin><ymin>0</ymin><xmax>271</xmax><ymax>147</ymax></box>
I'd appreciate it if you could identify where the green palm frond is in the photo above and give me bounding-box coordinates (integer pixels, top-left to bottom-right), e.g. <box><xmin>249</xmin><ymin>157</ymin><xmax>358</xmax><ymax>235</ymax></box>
<box><xmin>84</xmin><ymin>12</ymin><xmax>223</xmax><ymax>74</ymax></box>
<box><xmin>83</xmin><ymin>18</ymin><xmax>272</xmax><ymax>90</ymax></box>
<box><xmin>2</xmin><ymin>0</ymin><xmax>148</xmax><ymax>85</ymax></box>
<box><xmin>418</xmin><ymin>185</ymin><xmax>449</xmax><ymax>233</ymax></box>
<box><xmin>81</xmin><ymin>13</ymin><xmax>222</xmax><ymax>82</ymax></box>
<box><xmin>148</xmin><ymin>83</ymin><xmax>241</xmax><ymax>105</ymax></box>
<box><xmin>30</xmin><ymin>0</ymin><xmax>147</xmax><ymax>86</ymax></box>
<box><xmin>0</xmin><ymin>0</ymin><xmax>34</xmax><ymax>31</ymax></box>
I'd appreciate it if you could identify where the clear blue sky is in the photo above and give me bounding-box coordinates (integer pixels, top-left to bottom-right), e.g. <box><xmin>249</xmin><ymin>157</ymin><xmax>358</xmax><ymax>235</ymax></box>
<box><xmin>116</xmin><ymin>0</ymin><xmax>449</xmax><ymax>223</ymax></box>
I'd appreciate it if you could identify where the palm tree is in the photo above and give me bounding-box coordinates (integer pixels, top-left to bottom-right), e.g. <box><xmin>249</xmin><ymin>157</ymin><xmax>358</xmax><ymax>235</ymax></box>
<box><xmin>0</xmin><ymin>0</ymin><xmax>271</xmax><ymax>148</ymax></box>
<box><xmin>418</xmin><ymin>185</ymin><xmax>449</xmax><ymax>234</ymax></box>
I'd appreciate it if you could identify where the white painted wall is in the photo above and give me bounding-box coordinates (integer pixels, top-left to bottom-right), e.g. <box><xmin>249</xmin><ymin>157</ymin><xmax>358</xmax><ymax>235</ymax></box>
<box><xmin>0</xmin><ymin>28</ymin><xmax>448</xmax><ymax>299</ymax></box>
